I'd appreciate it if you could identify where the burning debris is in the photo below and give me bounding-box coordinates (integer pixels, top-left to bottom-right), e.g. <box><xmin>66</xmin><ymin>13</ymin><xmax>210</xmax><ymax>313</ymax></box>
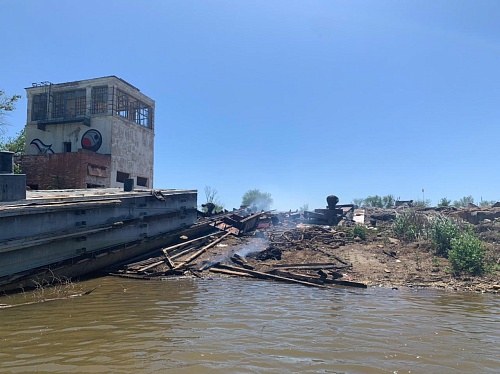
<box><xmin>105</xmin><ymin>196</ymin><xmax>500</xmax><ymax>293</ymax></box>
<box><xmin>107</xmin><ymin>199</ymin><xmax>367</xmax><ymax>289</ymax></box>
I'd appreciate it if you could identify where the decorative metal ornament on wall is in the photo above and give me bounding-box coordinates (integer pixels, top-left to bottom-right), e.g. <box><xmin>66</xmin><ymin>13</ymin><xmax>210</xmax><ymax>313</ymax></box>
<box><xmin>81</xmin><ymin>129</ymin><xmax>102</xmax><ymax>152</ymax></box>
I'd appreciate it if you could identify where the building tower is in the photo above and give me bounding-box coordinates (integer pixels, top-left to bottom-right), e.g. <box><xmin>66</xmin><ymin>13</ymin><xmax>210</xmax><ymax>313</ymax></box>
<box><xmin>21</xmin><ymin>76</ymin><xmax>155</xmax><ymax>190</ymax></box>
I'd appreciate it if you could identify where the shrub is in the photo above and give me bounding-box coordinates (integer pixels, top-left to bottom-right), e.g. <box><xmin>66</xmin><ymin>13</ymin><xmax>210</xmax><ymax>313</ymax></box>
<box><xmin>392</xmin><ymin>210</ymin><xmax>428</xmax><ymax>241</ymax></box>
<box><xmin>413</xmin><ymin>199</ymin><xmax>432</xmax><ymax>207</ymax></box>
<box><xmin>429</xmin><ymin>215</ymin><xmax>460</xmax><ymax>257</ymax></box>
<box><xmin>352</xmin><ymin>225</ymin><xmax>367</xmax><ymax>241</ymax></box>
<box><xmin>449</xmin><ymin>231</ymin><xmax>484</xmax><ymax>276</ymax></box>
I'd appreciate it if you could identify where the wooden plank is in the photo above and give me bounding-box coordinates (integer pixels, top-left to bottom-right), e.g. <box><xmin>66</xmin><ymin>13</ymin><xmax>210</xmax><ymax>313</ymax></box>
<box><xmin>272</xmin><ymin>262</ymin><xmax>337</xmax><ymax>268</ymax></box>
<box><xmin>271</xmin><ymin>263</ymin><xmax>349</xmax><ymax>270</ymax></box>
<box><xmin>164</xmin><ymin>254</ymin><xmax>175</xmax><ymax>269</ymax></box>
<box><xmin>209</xmin><ymin>268</ymin><xmax>253</xmax><ymax>277</ymax></box>
<box><xmin>328</xmin><ymin>279</ymin><xmax>367</xmax><ymax>288</ymax></box>
<box><xmin>170</xmin><ymin>244</ymin><xmax>201</xmax><ymax>260</ymax></box>
<box><xmin>270</xmin><ymin>269</ymin><xmax>324</xmax><ymax>285</ymax></box>
<box><xmin>214</xmin><ymin>264</ymin><xmax>326</xmax><ymax>288</ymax></box>
<box><xmin>161</xmin><ymin>232</ymin><xmax>222</xmax><ymax>255</ymax></box>
<box><xmin>271</xmin><ymin>269</ymin><xmax>366</xmax><ymax>288</ymax></box>
<box><xmin>173</xmin><ymin>232</ymin><xmax>232</xmax><ymax>270</ymax></box>
<box><xmin>137</xmin><ymin>252</ymin><xmax>176</xmax><ymax>273</ymax></box>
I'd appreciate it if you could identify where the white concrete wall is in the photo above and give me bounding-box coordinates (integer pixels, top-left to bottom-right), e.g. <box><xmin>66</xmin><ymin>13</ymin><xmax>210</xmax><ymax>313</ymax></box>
<box><xmin>110</xmin><ymin>116</ymin><xmax>154</xmax><ymax>188</ymax></box>
<box><xmin>25</xmin><ymin>120</ymin><xmax>112</xmax><ymax>155</ymax></box>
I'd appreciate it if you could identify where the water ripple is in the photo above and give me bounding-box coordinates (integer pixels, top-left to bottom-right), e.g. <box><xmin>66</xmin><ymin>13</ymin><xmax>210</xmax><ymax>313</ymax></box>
<box><xmin>0</xmin><ymin>276</ymin><xmax>499</xmax><ymax>373</ymax></box>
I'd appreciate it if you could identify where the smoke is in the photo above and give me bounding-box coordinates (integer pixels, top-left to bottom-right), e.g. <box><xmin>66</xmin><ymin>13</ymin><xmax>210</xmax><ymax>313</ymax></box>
<box><xmin>235</xmin><ymin>238</ymin><xmax>269</xmax><ymax>258</ymax></box>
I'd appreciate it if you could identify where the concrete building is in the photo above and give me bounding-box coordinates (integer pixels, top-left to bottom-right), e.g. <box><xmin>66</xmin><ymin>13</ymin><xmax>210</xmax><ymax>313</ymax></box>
<box><xmin>21</xmin><ymin>76</ymin><xmax>155</xmax><ymax>190</ymax></box>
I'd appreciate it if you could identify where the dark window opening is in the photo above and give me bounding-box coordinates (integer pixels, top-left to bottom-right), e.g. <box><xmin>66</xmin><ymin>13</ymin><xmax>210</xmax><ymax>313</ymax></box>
<box><xmin>28</xmin><ymin>184</ymin><xmax>39</xmax><ymax>190</ymax></box>
<box><xmin>86</xmin><ymin>183</ymin><xmax>104</xmax><ymax>188</ymax></box>
<box><xmin>32</xmin><ymin>94</ymin><xmax>48</xmax><ymax>121</ymax></box>
<box><xmin>91</xmin><ymin>86</ymin><xmax>108</xmax><ymax>114</ymax></box>
<box><xmin>137</xmin><ymin>176</ymin><xmax>148</xmax><ymax>187</ymax></box>
<box><xmin>116</xmin><ymin>171</ymin><xmax>129</xmax><ymax>183</ymax></box>
<box><xmin>63</xmin><ymin>142</ymin><xmax>72</xmax><ymax>152</ymax></box>
<box><xmin>53</xmin><ymin>89</ymin><xmax>86</xmax><ymax>119</ymax></box>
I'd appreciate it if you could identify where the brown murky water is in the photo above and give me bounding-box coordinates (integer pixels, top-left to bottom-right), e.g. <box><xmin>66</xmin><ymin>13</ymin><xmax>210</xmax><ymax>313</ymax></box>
<box><xmin>0</xmin><ymin>276</ymin><xmax>499</xmax><ymax>373</ymax></box>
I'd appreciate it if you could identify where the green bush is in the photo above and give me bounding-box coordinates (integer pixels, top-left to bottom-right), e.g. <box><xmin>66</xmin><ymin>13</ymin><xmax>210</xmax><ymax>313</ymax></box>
<box><xmin>392</xmin><ymin>210</ymin><xmax>428</xmax><ymax>241</ymax></box>
<box><xmin>352</xmin><ymin>225</ymin><xmax>367</xmax><ymax>240</ymax></box>
<box><xmin>449</xmin><ymin>231</ymin><xmax>484</xmax><ymax>276</ymax></box>
<box><xmin>429</xmin><ymin>215</ymin><xmax>460</xmax><ymax>257</ymax></box>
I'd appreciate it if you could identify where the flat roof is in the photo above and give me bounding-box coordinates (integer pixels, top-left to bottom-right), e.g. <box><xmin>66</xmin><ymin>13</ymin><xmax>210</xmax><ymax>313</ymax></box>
<box><xmin>0</xmin><ymin>188</ymin><xmax>197</xmax><ymax>209</ymax></box>
<box><xmin>26</xmin><ymin>76</ymin><xmax>141</xmax><ymax>92</ymax></box>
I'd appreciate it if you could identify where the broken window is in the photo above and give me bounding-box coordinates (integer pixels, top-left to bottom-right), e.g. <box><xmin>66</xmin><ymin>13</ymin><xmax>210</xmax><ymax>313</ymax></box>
<box><xmin>116</xmin><ymin>90</ymin><xmax>129</xmax><ymax>118</ymax></box>
<box><xmin>115</xmin><ymin>89</ymin><xmax>153</xmax><ymax>128</ymax></box>
<box><xmin>137</xmin><ymin>176</ymin><xmax>148</xmax><ymax>187</ymax></box>
<box><xmin>116</xmin><ymin>171</ymin><xmax>130</xmax><ymax>183</ymax></box>
<box><xmin>53</xmin><ymin>89</ymin><xmax>86</xmax><ymax>119</ymax></box>
<box><xmin>63</xmin><ymin>142</ymin><xmax>72</xmax><ymax>152</ymax></box>
<box><xmin>91</xmin><ymin>86</ymin><xmax>108</xmax><ymax>114</ymax></box>
<box><xmin>32</xmin><ymin>93</ymin><xmax>48</xmax><ymax>121</ymax></box>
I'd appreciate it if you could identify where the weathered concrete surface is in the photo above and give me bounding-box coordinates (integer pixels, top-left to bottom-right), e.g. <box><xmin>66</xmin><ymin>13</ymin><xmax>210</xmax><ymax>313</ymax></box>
<box><xmin>0</xmin><ymin>174</ymin><xmax>26</xmax><ymax>201</ymax></box>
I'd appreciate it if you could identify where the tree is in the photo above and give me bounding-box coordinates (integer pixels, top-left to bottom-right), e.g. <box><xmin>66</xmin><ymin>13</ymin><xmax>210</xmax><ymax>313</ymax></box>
<box><xmin>0</xmin><ymin>90</ymin><xmax>21</xmax><ymax>128</ymax></box>
<box><xmin>0</xmin><ymin>128</ymin><xmax>25</xmax><ymax>155</ymax></box>
<box><xmin>299</xmin><ymin>204</ymin><xmax>309</xmax><ymax>212</ymax></box>
<box><xmin>0</xmin><ymin>129</ymin><xmax>25</xmax><ymax>174</ymax></box>
<box><xmin>382</xmin><ymin>194</ymin><xmax>395</xmax><ymax>208</ymax></box>
<box><xmin>437</xmin><ymin>198</ymin><xmax>452</xmax><ymax>207</ymax></box>
<box><xmin>453</xmin><ymin>195</ymin><xmax>474</xmax><ymax>208</ymax></box>
<box><xmin>363</xmin><ymin>195</ymin><xmax>383</xmax><ymax>208</ymax></box>
<box><xmin>241</xmin><ymin>189</ymin><xmax>273</xmax><ymax>211</ymax></box>
<box><xmin>479</xmin><ymin>199</ymin><xmax>496</xmax><ymax>207</ymax></box>
<box><xmin>202</xmin><ymin>186</ymin><xmax>224</xmax><ymax>212</ymax></box>
<box><xmin>352</xmin><ymin>198</ymin><xmax>364</xmax><ymax>207</ymax></box>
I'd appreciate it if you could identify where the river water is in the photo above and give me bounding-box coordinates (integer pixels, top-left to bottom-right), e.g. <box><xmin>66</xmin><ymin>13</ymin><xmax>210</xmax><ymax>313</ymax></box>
<box><xmin>0</xmin><ymin>276</ymin><xmax>498</xmax><ymax>373</ymax></box>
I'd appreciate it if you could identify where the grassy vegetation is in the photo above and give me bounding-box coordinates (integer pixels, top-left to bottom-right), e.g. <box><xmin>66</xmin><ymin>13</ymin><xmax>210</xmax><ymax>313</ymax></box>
<box><xmin>391</xmin><ymin>210</ymin><xmax>489</xmax><ymax>276</ymax></box>
<box><xmin>429</xmin><ymin>215</ymin><xmax>460</xmax><ymax>257</ymax></box>
<box><xmin>449</xmin><ymin>231</ymin><xmax>484</xmax><ymax>276</ymax></box>
<box><xmin>392</xmin><ymin>210</ymin><xmax>428</xmax><ymax>242</ymax></box>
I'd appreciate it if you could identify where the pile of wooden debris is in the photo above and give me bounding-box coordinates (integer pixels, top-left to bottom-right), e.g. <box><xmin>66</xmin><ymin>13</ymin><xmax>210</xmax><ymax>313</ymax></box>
<box><xmin>107</xmin><ymin>218</ymin><xmax>367</xmax><ymax>289</ymax></box>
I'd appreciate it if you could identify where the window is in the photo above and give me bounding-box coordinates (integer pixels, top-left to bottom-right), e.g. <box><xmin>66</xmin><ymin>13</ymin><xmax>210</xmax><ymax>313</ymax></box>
<box><xmin>63</xmin><ymin>142</ymin><xmax>72</xmax><ymax>152</ymax></box>
<box><xmin>91</xmin><ymin>86</ymin><xmax>108</xmax><ymax>114</ymax></box>
<box><xmin>53</xmin><ymin>89</ymin><xmax>86</xmax><ymax>119</ymax></box>
<box><xmin>32</xmin><ymin>94</ymin><xmax>48</xmax><ymax>121</ymax></box>
<box><xmin>116</xmin><ymin>90</ymin><xmax>129</xmax><ymax>118</ymax></box>
<box><xmin>116</xmin><ymin>171</ymin><xmax>130</xmax><ymax>183</ymax></box>
<box><xmin>115</xmin><ymin>89</ymin><xmax>153</xmax><ymax>128</ymax></box>
<box><xmin>137</xmin><ymin>176</ymin><xmax>148</xmax><ymax>187</ymax></box>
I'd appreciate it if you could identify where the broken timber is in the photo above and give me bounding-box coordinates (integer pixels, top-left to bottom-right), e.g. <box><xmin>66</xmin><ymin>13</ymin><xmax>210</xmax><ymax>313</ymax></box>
<box><xmin>212</xmin><ymin>264</ymin><xmax>326</xmax><ymax>288</ymax></box>
<box><xmin>212</xmin><ymin>264</ymin><xmax>367</xmax><ymax>289</ymax></box>
<box><xmin>271</xmin><ymin>262</ymin><xmax>350</xmax><ymax>270</ymax></box>
<box><xmin>271</xmin><ymin>269</ymin><xmax>367</xmax><ymax>289</ymax></box>
<box><xmin>172</xmin><ymin>232</ymin><xmax>232</xmax><ymax>271</ymax></box>
<box><xmin>136</xmin><ymin>232</ymin><xmax>225</xmax><ymax>273</ymax></box>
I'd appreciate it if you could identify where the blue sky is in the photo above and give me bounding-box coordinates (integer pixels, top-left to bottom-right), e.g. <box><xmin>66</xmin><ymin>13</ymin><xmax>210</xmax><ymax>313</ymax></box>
<box><xmin>1</xmin><ymin>0</ymin><xmax>499</xmax><ymax>210</ymax></box>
